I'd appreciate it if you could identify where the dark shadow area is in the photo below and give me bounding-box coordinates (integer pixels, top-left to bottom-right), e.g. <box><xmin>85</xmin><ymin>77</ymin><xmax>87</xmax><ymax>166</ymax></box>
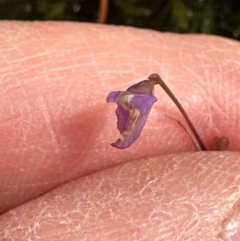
<box><xmin>0</xmin><ymin>0</ymin><xmax>239</xmax><ymax>40</ymax></box>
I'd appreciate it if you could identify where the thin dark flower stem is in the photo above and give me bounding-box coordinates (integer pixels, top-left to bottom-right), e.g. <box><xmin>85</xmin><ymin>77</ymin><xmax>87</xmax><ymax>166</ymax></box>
<box><xmin>165</xmin><ymin>114</ymin><xmax>201</xmax><ymax>151</ymax></box>
<box><xmin>148</xmin><ymin>73</ymin><xmax>207</xmax><ymax>151</ymax></box>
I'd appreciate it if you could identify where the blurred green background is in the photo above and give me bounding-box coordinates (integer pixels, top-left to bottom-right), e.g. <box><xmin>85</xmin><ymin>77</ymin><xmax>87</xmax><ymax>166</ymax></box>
<box><xmin>0</xmin><ymin>0</ymin><xmax>239</xmax><ymax>40</ymax></box>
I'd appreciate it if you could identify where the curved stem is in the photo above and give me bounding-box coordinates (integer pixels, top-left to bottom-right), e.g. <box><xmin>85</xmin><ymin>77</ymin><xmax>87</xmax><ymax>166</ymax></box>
<box><xmin>165</xmin><ymin>114</ymin><xmax>201</xmax><ymax>151</ymax></box>
<box><xmin>148</xmin><ymin>73</ymin><xmax>207</xmax><ymax>151</ymax></box>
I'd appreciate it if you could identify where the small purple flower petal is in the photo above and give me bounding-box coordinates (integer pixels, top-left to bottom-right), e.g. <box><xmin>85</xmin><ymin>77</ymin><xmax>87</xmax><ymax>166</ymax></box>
<box><xmin>106</xmin><ymin>91</ymin><xmax>123</xmax><ymax>103</ymax></box>
<box><xmin>106</xmin><ymin>90</ymin><xmax>157</xmax><ymax>149</ymax></box>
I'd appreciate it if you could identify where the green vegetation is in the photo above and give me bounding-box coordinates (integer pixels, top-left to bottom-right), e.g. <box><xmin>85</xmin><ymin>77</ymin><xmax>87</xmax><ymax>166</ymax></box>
<box><xmin>0</xmin><ymin>0</ymin><xmax>239</xmax><ymax>40</ymax></box>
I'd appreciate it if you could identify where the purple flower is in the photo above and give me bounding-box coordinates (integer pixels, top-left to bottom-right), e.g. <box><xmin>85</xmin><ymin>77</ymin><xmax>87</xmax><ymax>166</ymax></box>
<box><xmin>106</xmin><ymin>78</ymin><xmax>157</xmax><ymax>149</ymax></box>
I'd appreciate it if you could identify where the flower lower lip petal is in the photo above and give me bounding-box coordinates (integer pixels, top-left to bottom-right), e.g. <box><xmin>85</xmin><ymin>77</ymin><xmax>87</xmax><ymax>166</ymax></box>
<box><xmin>107</xmin><ymin>88</ymin><xmax>157</xmax><ymax>149</ymax></box>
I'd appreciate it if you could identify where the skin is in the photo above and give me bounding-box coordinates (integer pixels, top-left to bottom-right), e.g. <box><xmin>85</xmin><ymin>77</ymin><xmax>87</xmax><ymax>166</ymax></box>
<box><xmin>149</xmin><ymin>73</ymin><xmax>208</xmax><ymax>151</ymax></box>
<box><xmin>0</xmin><ymin>21</ymin><xmax>240</xmax><ymax>240</ymax></box>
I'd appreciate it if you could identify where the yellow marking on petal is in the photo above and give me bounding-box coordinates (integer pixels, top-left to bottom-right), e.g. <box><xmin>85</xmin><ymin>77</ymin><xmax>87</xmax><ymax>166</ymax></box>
<box><xmin>117</xmin><ymin>93</ymin><xmax>134</xmax><ymax>111</ymax></box>
<box><xmin>114</xmin><ymin>108</ymin><xmax>140</xmax><ymax>146</ymax></box>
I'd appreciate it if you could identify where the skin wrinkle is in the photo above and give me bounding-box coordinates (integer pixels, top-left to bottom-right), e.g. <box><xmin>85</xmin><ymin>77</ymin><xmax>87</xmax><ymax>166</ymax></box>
<box><xmin>1</xmin><ymin>153</ymin><xmax>240</xmax><ymax>240</ymax></box>
<box><xmin>0</xmin><ymin>21</ymin><xmax>239</xmax><ymax>238</ymax></box>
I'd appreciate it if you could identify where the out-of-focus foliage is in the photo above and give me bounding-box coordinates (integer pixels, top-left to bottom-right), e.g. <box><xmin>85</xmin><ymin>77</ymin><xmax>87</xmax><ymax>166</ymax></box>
<box><xmin>0</xmin><ymin>0</ymin><xmax>239</xmax><ymax>40</ymax></box>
